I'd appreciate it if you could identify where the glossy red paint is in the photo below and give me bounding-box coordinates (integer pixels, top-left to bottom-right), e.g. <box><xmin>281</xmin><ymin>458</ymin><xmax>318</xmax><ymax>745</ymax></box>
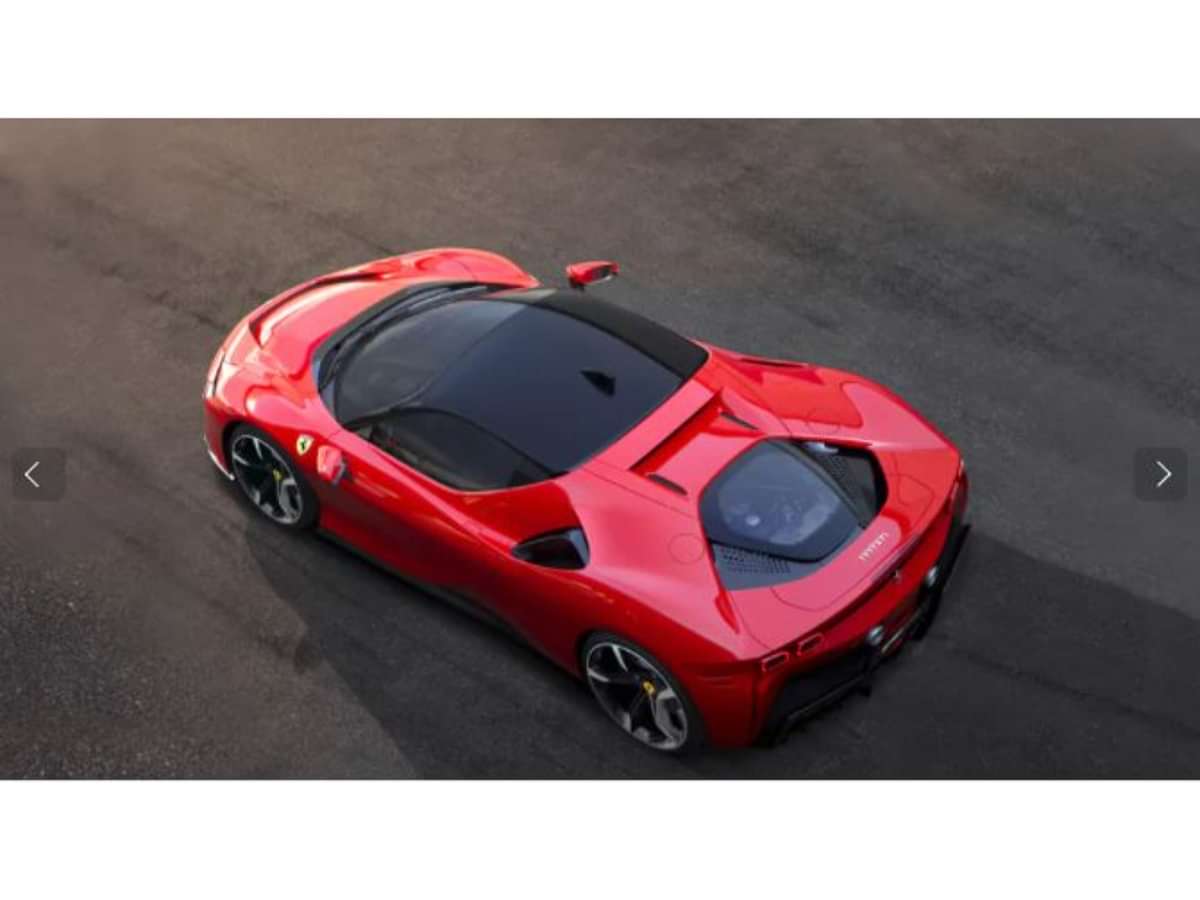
<box><xmin>203</xmin><ymin>248</ymin><xmax>966</xmax><ymax>748</ymax></box>
<box><xmin>565</xmin><ymin>259</ymin><xmax>620</xmax><ymax>288</ymax></box>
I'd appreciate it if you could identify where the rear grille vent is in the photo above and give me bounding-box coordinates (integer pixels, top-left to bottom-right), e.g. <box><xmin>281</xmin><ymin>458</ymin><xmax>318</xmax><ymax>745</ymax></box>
<box><xmin>713</xmin><ymin>544</ymin><xmax>795</xmax><ymax>575</ymax></box>
<box><xmin>710</xmin><ymin>543</ymin><xmax>825</xmax><ymax>589</ymax></box>
<box><xmin>813</xmin><ymin>450</ymin><xmax>855</xmax><ymax>489</ymax></box>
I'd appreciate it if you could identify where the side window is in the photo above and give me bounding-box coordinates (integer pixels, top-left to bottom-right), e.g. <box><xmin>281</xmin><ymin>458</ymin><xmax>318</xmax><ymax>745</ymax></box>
<box><xmin>364</xmin><ymin>408</ymin><xmax>552</xmax><ymax>491</ymax></box>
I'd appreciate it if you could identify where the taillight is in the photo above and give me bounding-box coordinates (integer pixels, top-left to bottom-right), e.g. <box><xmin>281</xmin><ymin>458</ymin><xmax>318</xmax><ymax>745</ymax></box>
<box><xmin>796</xmin><ymin>633</ymin><xmax>824</xmax><ymax>655</ymax></box>
<box><xmin>761</xmin><ymin>651</ymin><xmax>789</xmax><ymax>672</ymax></box>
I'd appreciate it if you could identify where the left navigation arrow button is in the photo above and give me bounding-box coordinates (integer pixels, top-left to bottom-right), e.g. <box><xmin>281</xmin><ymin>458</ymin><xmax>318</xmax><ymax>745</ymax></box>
<box><xmin>12</xmin><ymin>448</ymin><xmax>66</xmax><ymax>501</ymax></box>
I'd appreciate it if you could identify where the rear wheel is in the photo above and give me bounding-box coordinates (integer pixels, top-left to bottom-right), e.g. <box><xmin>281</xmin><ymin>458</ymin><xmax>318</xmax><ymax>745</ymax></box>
<box><xmin>227</xmin><ymin>424</ymin><xmax>318</xmax><ymax>530</ymax></box>
<box><xmin>582</xmin><ymin>632</ymin><xmax>704</xmax><ymax>754</ymax></box>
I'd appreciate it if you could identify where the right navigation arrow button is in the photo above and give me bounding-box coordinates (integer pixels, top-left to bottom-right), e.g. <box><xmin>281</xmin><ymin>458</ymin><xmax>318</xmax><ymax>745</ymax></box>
<box><xmin>1134</xmin><ymin>448</ymin><xmax>1187</xmax><ymax>503</ymax></box>
<box><xmin>1155</xmin><ymin>460</ymin><xmax>1173</xmax><ymax>489</ymax></box>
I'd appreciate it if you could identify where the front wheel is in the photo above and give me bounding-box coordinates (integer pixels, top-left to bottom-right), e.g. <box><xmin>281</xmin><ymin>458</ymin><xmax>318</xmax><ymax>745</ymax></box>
<box><xmin>582</xmin><ymin>633</ymin><xmax>704</xmax><ymax>754</ymax></box>
<box><xmin>227</xmin><ymin>424</ymin><xmax>318</xmax><ymax>530</ymax></box>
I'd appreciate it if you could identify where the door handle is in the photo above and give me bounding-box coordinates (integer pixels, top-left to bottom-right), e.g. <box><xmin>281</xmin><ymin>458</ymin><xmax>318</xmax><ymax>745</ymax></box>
<box><xmin>317</xmin><ymin>445</ymin><xmax>349</xmax><ymax>486</ymax></box>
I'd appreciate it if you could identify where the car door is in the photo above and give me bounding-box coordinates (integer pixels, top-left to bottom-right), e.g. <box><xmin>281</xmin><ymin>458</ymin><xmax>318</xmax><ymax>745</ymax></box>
<box><xmin>315</xmin><ymin>408</ymin><xmax>551</xmax><ymax>599</ymax></box>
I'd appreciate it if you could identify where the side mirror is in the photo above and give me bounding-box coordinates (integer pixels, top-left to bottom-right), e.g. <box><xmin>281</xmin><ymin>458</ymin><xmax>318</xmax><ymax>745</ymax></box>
<box><xmin>316</xmin><ymin>445</ymin><xmax>348</xmax><ymax>486</ymax></box>
<box><xmin>566</xmin><ymin>260</ymin><xmax>619</xmax><ymax>290</ymax></box>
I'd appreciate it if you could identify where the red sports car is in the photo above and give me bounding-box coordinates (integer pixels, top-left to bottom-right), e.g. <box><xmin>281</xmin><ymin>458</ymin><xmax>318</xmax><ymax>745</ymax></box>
<box><xmin>203</xmin><ymin>248</ymin><xmax>969</xmax><ymax>752</ymax></box>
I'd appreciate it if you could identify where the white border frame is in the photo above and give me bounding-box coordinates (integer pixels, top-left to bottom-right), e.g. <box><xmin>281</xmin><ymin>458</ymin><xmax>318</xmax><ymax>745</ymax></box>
<box><xmin>2</xmin><ymin>781</ymin><xmax>1196</xmax><ymax>898</ymax></box>
<box><xmin>4</xmin><ymin>2</ymin><xmax>1199</xmax><ymax>116</ymax></box>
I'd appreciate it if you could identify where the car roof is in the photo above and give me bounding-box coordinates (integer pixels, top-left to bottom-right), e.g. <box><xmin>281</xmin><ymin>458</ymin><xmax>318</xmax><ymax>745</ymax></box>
<box><xmin>329</xmin><ymin>285</ymin><xmax>709</xmax><ymax>475</ymax></box>
<box><xmin>499</xmin><ymin>287</ymin><xmax>707</xmax><ymax>378</ymax></box>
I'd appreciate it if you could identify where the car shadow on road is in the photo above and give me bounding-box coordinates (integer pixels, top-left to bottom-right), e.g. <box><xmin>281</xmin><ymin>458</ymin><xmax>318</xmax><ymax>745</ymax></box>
<box><xmin>243</xmin><ymin>509</ymin><xmax>1200</xmax><ymax>778</ymax></box>
<box><xmin>241</xmin><ymin>511</ymin><xmax>684</xmax><ymax>778</ymax></box>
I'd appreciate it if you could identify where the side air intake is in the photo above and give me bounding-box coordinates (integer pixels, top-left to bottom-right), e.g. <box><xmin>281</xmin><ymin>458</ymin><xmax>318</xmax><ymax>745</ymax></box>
<box><xmin>512</xmin><ymin>528</ymin><xmax>590</xmax><ymax>570</ymax></box>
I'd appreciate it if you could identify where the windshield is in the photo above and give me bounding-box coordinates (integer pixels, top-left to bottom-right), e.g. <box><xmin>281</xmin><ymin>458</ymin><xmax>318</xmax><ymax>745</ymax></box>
<box><xmin>334</xmin><ymin>299</ymin><xmax>522</xmax><ymax>422</ymax></box>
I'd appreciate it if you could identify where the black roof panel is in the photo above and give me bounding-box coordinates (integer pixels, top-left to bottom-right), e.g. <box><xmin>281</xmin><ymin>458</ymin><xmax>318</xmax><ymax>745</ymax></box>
<box><xmin>330</xmin><ymin>288</ymin><xmax>708</xmax><ymax>475</ymax></box>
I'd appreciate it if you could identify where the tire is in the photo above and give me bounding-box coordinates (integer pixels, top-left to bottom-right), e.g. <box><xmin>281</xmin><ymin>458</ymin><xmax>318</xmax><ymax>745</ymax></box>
<box><xmin>581</xmin><ymin>631</ymin><xmax>706</xmax><ymax>754</ymax></box>
<box><xmin>226</xmin><ymin>424</ymin><xmax>319</xmax><ymax>531</ymax></box>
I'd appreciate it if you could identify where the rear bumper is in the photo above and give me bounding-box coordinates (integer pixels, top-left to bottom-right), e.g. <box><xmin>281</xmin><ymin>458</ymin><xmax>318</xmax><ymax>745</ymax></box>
<box><xmin>759</xmin><ymin>514</ymin><xmax>970</xmax><ymax>745</ymax></box>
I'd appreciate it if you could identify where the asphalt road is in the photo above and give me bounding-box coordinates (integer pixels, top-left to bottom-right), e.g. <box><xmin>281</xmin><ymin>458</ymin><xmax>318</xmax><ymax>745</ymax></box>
<box><xmin>2</xmin><ymin>121</ymin><xmax>1199</xmax><ymax>777</ymax></box>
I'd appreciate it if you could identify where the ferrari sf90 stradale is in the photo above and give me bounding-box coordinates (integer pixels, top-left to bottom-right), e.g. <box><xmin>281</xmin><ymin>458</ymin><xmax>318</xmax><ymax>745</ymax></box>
<box><xmin>203</xmin><ymin>249</ymin><xmax>969</xmax><ymax>752</ymax></box>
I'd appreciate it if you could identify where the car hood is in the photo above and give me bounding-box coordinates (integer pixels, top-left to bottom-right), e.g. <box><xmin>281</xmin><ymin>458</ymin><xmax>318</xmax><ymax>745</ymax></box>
<box><xmin>238</xmin><ymin>248</ymin><xmax>539</xmax><ymax>379</ymax></box>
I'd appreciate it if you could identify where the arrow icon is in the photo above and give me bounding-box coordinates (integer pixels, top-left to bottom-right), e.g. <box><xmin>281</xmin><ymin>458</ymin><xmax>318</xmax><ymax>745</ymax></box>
<box><xmin>1155</xmin><ymin>460</ymin><xmax>1172</xmax><ymax>489</ymax></box>
<box><xmin>23</xmin><ymin>460</ymin><xmax>40</xmax><ymax>488</ymax></box>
